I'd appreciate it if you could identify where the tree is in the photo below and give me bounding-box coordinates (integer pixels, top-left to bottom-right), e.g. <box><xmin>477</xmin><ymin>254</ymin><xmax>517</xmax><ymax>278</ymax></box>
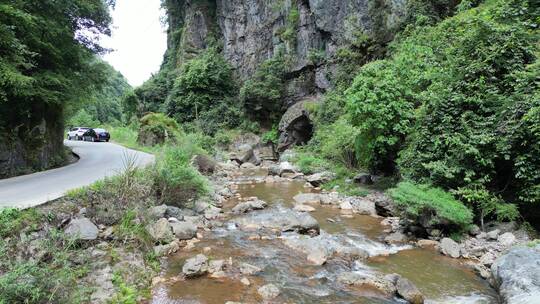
<box><xmin>0</xmin><ymin>0</ymin><xmax>114</xmax><ymax>175</ymax></box>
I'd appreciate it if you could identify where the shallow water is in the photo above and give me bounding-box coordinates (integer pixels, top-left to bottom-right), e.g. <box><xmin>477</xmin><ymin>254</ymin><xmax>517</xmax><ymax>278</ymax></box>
<box><xmin>153</xmin><ymin>178</ymin><xmax>497</xmax><ymax>304</ymax></box>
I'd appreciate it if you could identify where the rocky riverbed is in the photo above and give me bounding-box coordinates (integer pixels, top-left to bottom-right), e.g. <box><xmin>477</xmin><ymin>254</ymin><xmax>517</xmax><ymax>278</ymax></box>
<box><xmin>146</xmin><ymin>159</ymin><xmax>539</xmax><ymax>304</ymax></box>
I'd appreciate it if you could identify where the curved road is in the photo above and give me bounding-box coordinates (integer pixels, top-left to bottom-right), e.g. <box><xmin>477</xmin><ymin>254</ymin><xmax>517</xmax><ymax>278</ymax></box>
<box><xmin>0</xmin><ymin>140</ymin><xmax>154</xmax><ymax>209</ymax></box>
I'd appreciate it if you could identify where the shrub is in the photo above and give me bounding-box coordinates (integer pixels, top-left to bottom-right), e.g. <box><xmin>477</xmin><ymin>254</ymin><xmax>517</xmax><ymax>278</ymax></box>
<box><xmin>154</xmin><ymin>145</ymin><xmax>209</xmax><ymax>207</ymax></box>
<box><xmin>455</xmin><ymin>185</ymin><xmax>519</xmax><ymax>230</ymax></box>
<box><xmin>261</xmin><ymin>125</ymin><xmax>279</xmax><ymax>144</ymax></box>
<box><xmin>311</xmin><ymin>116</ymin><xmax>360</xmax><ymax>168</ymax></box>
<box><xmin>137</xmin><ymin>113</ymin><xmax>180</xmax><ymax>146</ymax></box>
<box><xmin>345</xmin><ymin>0</ymin><xmax>539</xmax><ymax>223</ymax></box>
<box><xmin>0</xmin><ymin>208</ymin><xmax>42</xmax><ymax>238</ymax></box>
<box><xmin>388</xmin><ymin>182</ymin><xmax>473</xmax><ymax>230</ymax></box>
<box><xmin>239</xmin><ymin>54</ymin><xmax>288</xmax><ymax>122</ymax></box>
<box><xmin>166</xmin><ymin>47</ymin><xmax>238</xmax><ymax>125</ymax></box>
<box><xmin>294</xmin><ymin>153</ymin><xmax>328</xmax><ymax>175</ymax></box>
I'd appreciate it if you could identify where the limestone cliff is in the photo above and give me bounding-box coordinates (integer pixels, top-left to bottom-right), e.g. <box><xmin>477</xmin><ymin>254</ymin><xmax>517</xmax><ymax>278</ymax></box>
<box><xmin>162</xmin><ymin>0</ymin><xmax>408</xmax><ymax>103</ymax></box>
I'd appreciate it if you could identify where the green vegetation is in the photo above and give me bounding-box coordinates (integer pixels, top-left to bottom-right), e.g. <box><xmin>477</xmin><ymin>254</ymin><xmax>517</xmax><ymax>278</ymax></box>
<box><xmin>66</xmin><ymin>62</ymin><xmax>132</xmax><ymax>127</ymax></box>
<box><xmin>0</xmin><ymin>209</ymin><xmax>93</xmax><ymax>303</ymax></box>
<box><xmin>155</xmin><ymin>144</ymin><xmax>209</xmax><ymax>207</ymax></box>
<box><xmin>343</xmin><ymin>0</ymin><xmax>539</xmax><ymax>226</ymax></box>
<box><xmin>239</xmin><ymin>54</ymin><xmax>288</xmax><ymax>123</ymax></box>
<box><xmin>137</xmin><ymin>112</ymin><xmax>181</xmax><ymax>146</ymax></box>
<box><xmin>389</xmin><ymin>182</ymin><xmax>474</xmax><ymax>230</ymax></box>
<box><xmin>166</xmin><ymin>47</ymin><xmax>242</xmax><ymax>134</ymax></box>
<box><xmin>280</xmin><ymin>7</ymin><xmax>300</xmax><ymax>45</ymax></box>
<box><xmin>0</xmin><ymin>0</ymin><xmax>115</xmax><ymax>175</ymax></box>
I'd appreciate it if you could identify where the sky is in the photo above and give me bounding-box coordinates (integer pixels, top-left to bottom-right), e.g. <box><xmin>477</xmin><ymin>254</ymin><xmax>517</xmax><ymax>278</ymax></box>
<box><xmin>100</xmin><ymin>0</ymin><xmax>167</xmax><ymax>87</ymax></box>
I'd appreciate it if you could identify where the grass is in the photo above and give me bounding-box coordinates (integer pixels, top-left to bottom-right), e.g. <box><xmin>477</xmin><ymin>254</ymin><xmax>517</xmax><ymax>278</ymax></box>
<box><xmin>105</xmin><ymin>125</ymin><xmax>160</xmax><ymax>154</ymax></box>
<box><xmin>388</xmin><ymin>181</ymin><xmax>474</xmax><ymax>230</ymax></box>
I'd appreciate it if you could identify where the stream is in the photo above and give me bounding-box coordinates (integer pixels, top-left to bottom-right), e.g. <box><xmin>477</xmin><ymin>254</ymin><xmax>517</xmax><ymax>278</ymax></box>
<box><xmin>152</xmin><ymin>169</ymin><xmax>497</xmax><ymax>304</ymax></box>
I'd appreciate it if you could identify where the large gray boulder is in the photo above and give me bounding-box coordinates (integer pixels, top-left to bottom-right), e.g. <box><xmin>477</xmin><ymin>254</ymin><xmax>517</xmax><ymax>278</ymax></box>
<box><xmin>182</xmin><ymin>254</ymin><xmax>209</xmax><ymax>278</ymax></box>
<box><xmin>234</xmin><ymin>208</ymin><xmax>319</xmax><ymax>235</ymax></box>
<box><xmin>170</xmin><ymin>221</ymin><xmax>197</xmax><ymax>240</ymax></box>
<box><xmin>231</xmin><ymin>199</ymin><xmax>267</xmax><ymax>214</ymax></box>
<box><xmin>64</xmin><ymin>217</ymin><xmax>99</xmax><ymax>240</ymax></box>
<box><xmin>396</xmin><ymin>276</ymin><xmax>424</xmax><ymax>304</ymax></box>
<box><xmin>338</xmin><ymin>272</ymin><xmax>397</xmax><ymax>296</ymax></box>
<box><xmin>491</xmin><ymin>245</ymin><xmax>540</xmax><ymax>303</ymax></box>
<box><xmin>146</xmin><ymin>218</ymin><xmax>174</xmax><ymax>244</ymax></box>
<box><xmin>440</xmin><ymin>238</ymin><xmax>461</xmax><ymax>258</ymax></box>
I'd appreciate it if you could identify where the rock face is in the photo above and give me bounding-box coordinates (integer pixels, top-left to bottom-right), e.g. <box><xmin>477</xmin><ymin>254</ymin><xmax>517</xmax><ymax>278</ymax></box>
<box><xmin>278</xmin><ymin>101</ymin><xmax>314</xmax><ymax>152</ymax></box>
<box><xmin>64</xmin><ymin>217</ymin><xmax>99</xmax><ymax>240</ymax></box>
<box><xmin>162</xmin><ymin>0</ymin><xmax>410</xmax><ymax>150</ymax></box>
<box><xmin>491</xmin><ymin>245</ymin><xmax>540</xmax><ymax>304</ymax></box>
<box><xmin>0</xmin><ymin>118</ymin><xmax>66</xmax><ymax>179</ymax></box>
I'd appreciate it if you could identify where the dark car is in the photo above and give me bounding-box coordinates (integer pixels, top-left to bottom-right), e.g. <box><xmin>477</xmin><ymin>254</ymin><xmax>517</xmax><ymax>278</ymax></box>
<box><xmin>82</xmin><ymin>128</ymin><xmax>110</xmax><ymax>142</ymax></box>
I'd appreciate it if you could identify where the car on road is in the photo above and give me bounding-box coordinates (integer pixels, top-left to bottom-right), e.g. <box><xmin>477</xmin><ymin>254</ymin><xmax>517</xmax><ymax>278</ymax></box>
<box><xmin>67</xmin><ymin>127</ymin><xmax>90</xmax><ymax>140</ymax></box>
<box><xmin>82</xmin><ymin>128</ymin><xmax>110</xmax><ymax>142</ymax></box>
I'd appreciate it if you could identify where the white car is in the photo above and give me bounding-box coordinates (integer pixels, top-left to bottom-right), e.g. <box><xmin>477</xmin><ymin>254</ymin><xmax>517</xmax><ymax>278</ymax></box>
<box><xmin>67</xmin><ymin>127</ymin><xmax>90</xmax><ymax>140</ymax></box>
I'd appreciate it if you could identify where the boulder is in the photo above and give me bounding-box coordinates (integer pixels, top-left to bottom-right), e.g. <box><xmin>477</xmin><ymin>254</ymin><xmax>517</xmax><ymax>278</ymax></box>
<box><xmin>498</xmin><ymin>232</ymin><xmax>516</xmax><ymax>247</ymax></box>
<box><xmin>154</xmin><ymin>240</ymin><xmax>182</xmax><ymax>257</ymax></box>
<box><xmin>396</xmin><ymin>276</ymin><xmax>424</xmax><ymax>304</ymax></box>
<box><xmin>232</xmin><ymin>199</ymin><xmax>267</xmax><ymax>214</ymax></box>
<box><xmin>469</xmin><ymin>224</ymin><xmax>481</xmax><ymax>236</ymax></box>
<box><xmin>194</xmin><ymin>200</ymin><xmax>212</xmax><ymax>214</ymax></box>
<box><xmin>240</xmin><ymin>162</ymin><xmax>256</xmax><ymax>169</ymax></box>
<box><xmin>146</xmin><ymin>218</ymin><xmax>174</xmax><ymax>244</ymax></box>
<box><xmin>338</xmin><ymin>272</ymin><xmax>396</xmax><ymax>296</ymax></box>
<box><xmin>252</xmin><ymin>143</ymin><xmax>277</xmax><ymax>163</ymax></box>
<box><xmin>487</xmin><ymin>229</ymin><xmax>500</xmax><ymax>240</ymax></box>
<box><xmin>191</xmin><ymin>154</ymin><xmax>216</xmax><ymax>175</ymax></box>
<box><xmin>293</xmin><ymin>204</ymin><xmax>316</xmax><ymax>212</ymax></box>
<box><xmin>258</xmin><ymin>283</ymin><xmax>280</xmax><ymax>300</ymax></box>
<box><xmin>440</xmin><ymin>238</ymin><xmax>461</xmax><ymax>258</ymax></box>
<box><xmin>208</xmin><ymin>259</ymin><xmax>225</xmax><ymax>274</ymax></box>
<box><xmin>320</xmin><ymin>192</ymin><xmax>341</xmax><ymax>205</ymax></box>
<box><xmin>293</xmin><ymin>193</ymin><xmax>321</xmax><ymax>205</ymax></box>
<box><xmin>339</xmin><ymin>200</ymin><xmax>353</xmax><ymax>210</ymax></box>
<box><xmin>64</xmin><ymin>217</ymin><xmax>99</xmax><ymax>241</ymax></box>
<box><xmin>306</xmin><ymin>172</ymin><xmax>334</xmax><ymax>187</ymax></box>
<box><xmin>384</xmin><ymin>231</ymin><xmax>408</xmax><ymax>244</ymax></box>
<box><xmin>349</xmin><ymin>198</ymin><xmax>377</xmax><ymax>215</ymax></box>
<box><xmin>479</xmin><ymin>251</ymin><xmax>496</xmax><ymax>266</ymax></box>
<box><xmin>165</xmin><ymin>206</ymin><xmax>195</xmax><ymax>220</ymax></box>
<box><xmin>491</xmin><ymin>245</ymin><xmax>540</xmax><ymax>303</ymax></box>
<box><xmin>417</xmin><ymin>239</ymin><xmax>440</xmax><ymax>249</ymax></box>
<box><xmin>182</xmin><ymin>254</ymin><xmax>209</xmax><ymax>278</ymax></box>
<box><xmin>148</xmin><ymin>205</ymin><xmax>167</xmax><ymax>220</ymax></box>
<box><xmin>353</xmin><ymin>173</ymin><xmax>373</xmax><ymax>185</ymax></box>
<box><xmin>170</xmin><ymin>221</ymin><xmax>198</xmax><ymax>240</ymax></box>
<box><xmin>229</xmin><ymin>133</ymin><xmax>260</xmax><ymax>164</ymax></box>
<box><xmin>235</xmin><ymin>208</ymin><xmax>319</xmax><ymax>235</ymax></box>
<box><xmin>278</xmin><ymin>161</ymin><xmax>297</xmax><ymax>176</ymax></box>
<box><xmin>239</xmin><ymin>263</ymin><xmax>262</xmax><ymax>275</ymax></box>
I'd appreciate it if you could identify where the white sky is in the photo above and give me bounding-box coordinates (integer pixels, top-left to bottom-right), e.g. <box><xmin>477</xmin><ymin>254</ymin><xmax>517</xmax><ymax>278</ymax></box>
<box><xmin>100</xmin><ymin>0</ymin><xmax>167</xmax><ymax>87</ymax></box>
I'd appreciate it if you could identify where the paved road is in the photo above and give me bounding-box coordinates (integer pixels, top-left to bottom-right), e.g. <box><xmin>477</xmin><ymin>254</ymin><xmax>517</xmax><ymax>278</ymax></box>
<box><xmin>0</xmin><ymin>140</ymin><xmax>154</xmax><ymax>209</ymax></box>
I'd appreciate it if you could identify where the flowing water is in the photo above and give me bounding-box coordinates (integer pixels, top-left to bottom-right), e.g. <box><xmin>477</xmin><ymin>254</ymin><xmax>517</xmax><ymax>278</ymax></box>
<box><xmin>153</xmin><ymin>173</ymin><xmax>497</xmax><ymax>304</ymax></box>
